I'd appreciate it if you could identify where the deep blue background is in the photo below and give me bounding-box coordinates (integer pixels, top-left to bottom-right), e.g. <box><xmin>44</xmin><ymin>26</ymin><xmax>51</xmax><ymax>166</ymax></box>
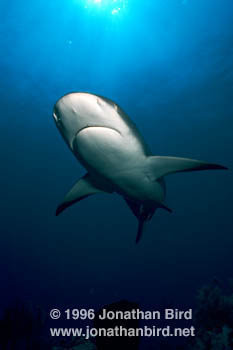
<box><xmin>0</xmin><ymin>0</ymin><xmax>233</xmax><ymax>346</ymax></box>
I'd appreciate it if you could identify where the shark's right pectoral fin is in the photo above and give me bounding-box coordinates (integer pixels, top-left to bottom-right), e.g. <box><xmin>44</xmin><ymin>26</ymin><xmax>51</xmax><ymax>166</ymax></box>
<box><xmin>148</xmin><ymin>156</ymin><xmax>228</xmax><ymax>180</ymax></box>
<box><xmin>56</xmin><ymin>173</ymin><xmax>110</xmax><ymax>216</ymax></box>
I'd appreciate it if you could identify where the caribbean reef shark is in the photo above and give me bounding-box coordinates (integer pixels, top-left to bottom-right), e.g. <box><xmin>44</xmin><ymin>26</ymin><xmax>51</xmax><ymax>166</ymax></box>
<box><xmin>53</xmin><ymin>92</ymin><xmax>227</xmax><ymax>243</ymax></box>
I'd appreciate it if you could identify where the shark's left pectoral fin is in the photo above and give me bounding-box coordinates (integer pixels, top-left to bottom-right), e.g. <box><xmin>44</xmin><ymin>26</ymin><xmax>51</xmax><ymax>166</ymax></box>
<box><xmin>56</xmin><ymin>173</ymin><xmax>109</xmax><ymax>216</ymax></box>
<box><xmin>148</xmin><ymin>156</ymin><xmax>228</xmax><ymax>180</ymax></box>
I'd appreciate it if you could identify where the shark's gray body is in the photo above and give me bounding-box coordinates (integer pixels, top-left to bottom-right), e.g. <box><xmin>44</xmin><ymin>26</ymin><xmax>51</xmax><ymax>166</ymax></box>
<box><xmin>53</xmin><ymin>92</ymin><xmax>227</xmax><ymax>243</ymax></box>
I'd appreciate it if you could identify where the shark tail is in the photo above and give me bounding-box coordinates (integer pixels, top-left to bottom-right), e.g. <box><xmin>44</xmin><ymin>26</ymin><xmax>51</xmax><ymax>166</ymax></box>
<box><xmin>135</xmin><ymin>203</ymin><xmax>173</xmax><ymax>244</ymax></box>
<box><xmin>135</xmin><ymin>206</ymin><xmax>157</xmax><ymax>244</ymax></box>
<box><xmin>136</xmin><ymin>219</ymin><xmax>146</xmax><ymax>244</ymax></box>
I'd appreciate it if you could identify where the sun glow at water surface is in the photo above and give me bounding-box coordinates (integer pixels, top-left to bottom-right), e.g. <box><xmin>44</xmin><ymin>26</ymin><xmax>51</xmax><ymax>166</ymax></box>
<box><xmin>84</xmin><ymin>0</ymin><xmax>128</xmax><ymax>15</ymax></box>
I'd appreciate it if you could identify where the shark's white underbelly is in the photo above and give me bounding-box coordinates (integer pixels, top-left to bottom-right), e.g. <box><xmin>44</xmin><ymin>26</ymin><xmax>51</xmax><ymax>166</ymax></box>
<box><xmin>72</xmin><ymin>126</ymin><xmax>147</xmax><ymax>184</ymax></box>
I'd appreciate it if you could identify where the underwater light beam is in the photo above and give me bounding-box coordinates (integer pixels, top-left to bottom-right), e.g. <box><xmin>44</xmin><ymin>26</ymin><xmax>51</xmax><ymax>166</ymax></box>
<box><xmin>84</xmin><ymin>0</ymin><xmax>127</xmax><ymax>15</ymax></box>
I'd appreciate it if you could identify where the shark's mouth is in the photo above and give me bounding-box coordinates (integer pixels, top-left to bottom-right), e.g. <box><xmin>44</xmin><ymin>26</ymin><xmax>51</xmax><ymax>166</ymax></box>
<box><xmin>71</xmin><ymin>125</ymin><xmax>121</xmax><ymax>149</ymax></box>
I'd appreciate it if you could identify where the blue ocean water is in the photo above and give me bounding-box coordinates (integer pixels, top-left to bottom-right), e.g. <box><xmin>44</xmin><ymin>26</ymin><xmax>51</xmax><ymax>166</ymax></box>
<box><xmin>0</xmin><ymin>0</ymin><xmax>233</xmax><ymax>348</ymax></box>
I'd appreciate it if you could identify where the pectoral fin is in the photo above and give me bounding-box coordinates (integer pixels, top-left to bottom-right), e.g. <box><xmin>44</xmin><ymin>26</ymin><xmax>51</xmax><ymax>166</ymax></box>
<box><xmin>56</xmin><ymin>173</ymin><xmax>110</xmax><ymax>216</ymax></box>
<box><xmin>148</xmin><ymin>156</ymin><xmax>227</xmax><ymax>180</ymax></box>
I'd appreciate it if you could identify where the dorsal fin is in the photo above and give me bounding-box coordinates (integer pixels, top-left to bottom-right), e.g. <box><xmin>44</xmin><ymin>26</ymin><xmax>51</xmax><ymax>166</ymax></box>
<box><xmin>148</xmin><ymin>156</ymin><xmax>228</xmax><ymax>180</ymax></box>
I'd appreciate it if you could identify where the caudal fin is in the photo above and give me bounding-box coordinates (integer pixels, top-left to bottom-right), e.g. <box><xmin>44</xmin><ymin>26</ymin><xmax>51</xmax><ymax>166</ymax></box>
<box><xmin>135</xmin><ymin>219</ymin><xmax>145</xmax><ymax>244</ymax></box>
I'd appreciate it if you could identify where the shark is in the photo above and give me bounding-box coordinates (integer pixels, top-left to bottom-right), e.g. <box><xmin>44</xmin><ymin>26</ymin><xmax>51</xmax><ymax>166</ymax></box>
<box><xmin>53</xmin><ymin>92</ymin><xmax>227</xmax><ymax>243</ymax></box>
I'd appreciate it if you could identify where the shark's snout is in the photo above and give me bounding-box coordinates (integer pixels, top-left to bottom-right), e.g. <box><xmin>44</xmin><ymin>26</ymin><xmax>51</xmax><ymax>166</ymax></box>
<box><xmin>53</xmin><ymin>100</ymin><xmax>81</xmax><ymax>151</ymax></box>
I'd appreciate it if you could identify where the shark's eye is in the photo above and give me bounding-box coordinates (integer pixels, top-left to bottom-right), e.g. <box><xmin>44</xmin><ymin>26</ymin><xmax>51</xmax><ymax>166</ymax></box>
<box><xmin>53</xmin><ymin>105</ymin><xmax>62</xmax><ymax>123</ymax></box>
<box><xmin>53</xmin><ymin>112</ymin><xmax>58</xmax><ymax>122</ymax></box>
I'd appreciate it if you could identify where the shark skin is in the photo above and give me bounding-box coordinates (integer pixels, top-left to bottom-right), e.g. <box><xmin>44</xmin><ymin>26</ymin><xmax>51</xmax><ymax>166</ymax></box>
<box><xmin>53</xmin><ymin>92</ymin><xmax>227</xmax><ymax>243</ymax></box>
